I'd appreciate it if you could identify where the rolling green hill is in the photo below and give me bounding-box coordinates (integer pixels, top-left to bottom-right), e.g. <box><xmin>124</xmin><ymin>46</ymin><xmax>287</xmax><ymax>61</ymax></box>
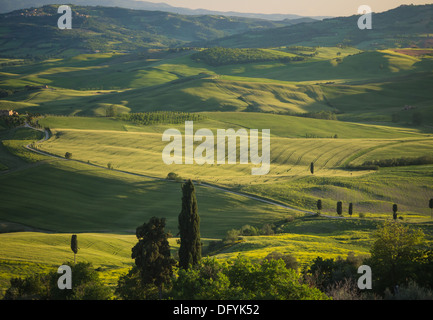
<box><xmin>0</xmin><ymin>5</ymin><xmax>307</xmax><ymax>58</ymax></box>
<box><xmin>2</xmin><ymin>47</ymin><xmax>432</xmax><ymax>124</ymax></box>
<box><xmin>199</xmin><ymin>4</ymin><xmax>433</xmax><ymax>50</ymax></box>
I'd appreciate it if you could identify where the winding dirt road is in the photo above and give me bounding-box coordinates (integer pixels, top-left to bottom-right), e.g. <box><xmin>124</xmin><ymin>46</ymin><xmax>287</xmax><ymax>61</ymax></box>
<box><xmin>23</xmin><ymin>124</ymin><xmax>342</xmax><ymax>219</ymax></box>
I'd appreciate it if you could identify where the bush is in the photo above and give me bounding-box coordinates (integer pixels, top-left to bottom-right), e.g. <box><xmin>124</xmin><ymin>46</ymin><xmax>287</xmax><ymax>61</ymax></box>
<box><xmin>223</xmin><ymin>229</ymin><xmax>241</xmax><ymax>244</ymax></box>
<box><xmin>240</xmin><ymin>225</ymin><xmax>259</xmax><ymax>236</ymax></box>
<box><xmin>169</xmin><ymin>256</ymin><xmax>329</xmax><ymax>300</ymax></box>
<box><xmin>384</xmin><ymin>281</ymin><xmax>433</xmax><ymax>300</ymax></box>
<box><xmin>4</xmin><ymin>262</ymin><xmax>112</xmax><ymax>300</ymax></box>
<box><xmin>264</xmin><ymin>252</ymin><xmax>299</xmax><ymax>271</ymax></box>
<box><xmin>166</xmin><ymin>172</ymin><xmax>183</xmax><ymax>182</ymax></box>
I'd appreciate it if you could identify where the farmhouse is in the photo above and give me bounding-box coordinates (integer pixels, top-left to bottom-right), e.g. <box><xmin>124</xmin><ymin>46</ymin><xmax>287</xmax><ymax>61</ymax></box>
<box><xmin>0</xmin><ymin>110</ymin><xmax>18</xmax><ymax>116</ymax></box>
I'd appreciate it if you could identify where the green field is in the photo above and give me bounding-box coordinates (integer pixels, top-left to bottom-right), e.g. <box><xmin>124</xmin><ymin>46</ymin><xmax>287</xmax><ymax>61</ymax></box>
<box><xmin>1</xmin><ymin>38</ymin><xmax>433</xmax><ymax>299</ymax></box>
<box><xmin>31</xmin><ymin>113</ymin><xmax>433</xmax><ymax>219</ymax></box>
<box><xmin>2</xmin><ymin>47</ymin><xmax>433</xmax><ymax>123</ymax></box>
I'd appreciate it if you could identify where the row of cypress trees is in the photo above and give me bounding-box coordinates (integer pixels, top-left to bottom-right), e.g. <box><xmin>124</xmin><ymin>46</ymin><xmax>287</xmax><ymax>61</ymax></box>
<box><xmin>316</xmin><ymin>198</ymin><xmax>433</xmax><ymax>219</ymax></box>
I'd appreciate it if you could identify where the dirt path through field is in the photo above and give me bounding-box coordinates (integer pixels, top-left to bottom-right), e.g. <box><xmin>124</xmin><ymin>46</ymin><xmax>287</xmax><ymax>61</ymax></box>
<box><xmin>23</xmin><ymin>124</ymin><xmax>342</xmax><ymax>219</ymax></box>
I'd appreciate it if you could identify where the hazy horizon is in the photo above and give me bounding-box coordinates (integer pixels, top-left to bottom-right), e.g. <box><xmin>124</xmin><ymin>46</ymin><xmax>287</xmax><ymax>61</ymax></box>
<box><xmin>138</xmin><ymin>0</ymin><xmax>433</xmax><ymax>17</ymax></box>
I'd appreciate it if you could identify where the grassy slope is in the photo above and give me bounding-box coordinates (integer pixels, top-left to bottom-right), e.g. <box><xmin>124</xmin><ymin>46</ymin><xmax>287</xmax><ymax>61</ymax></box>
<box><xmin>2</xmin><ymin>48</ymin><xmax>433</xmax><ymax>124</ymax></box>
<box><xmin>35</xmin><ymin>111</ymin><xmax>428</xmax><ymax>179</ymax></box>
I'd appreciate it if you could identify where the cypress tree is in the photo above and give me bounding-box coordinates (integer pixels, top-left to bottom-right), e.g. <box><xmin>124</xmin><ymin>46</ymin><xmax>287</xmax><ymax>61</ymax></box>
<box><xmin>178</xmin><ymin>179</ymin><xmax>201</xmax><ymax>269</ymax></box>
<box><xmin>316</xmin><ymin>199</ymin><xmax>322</xmax><ymax>215</ymax></box>
<box><xmin>310</xmin><ymin>162</ymin><xmax>314</xmax><ymax>174</ymax></box>
<box><xmin>71</xmin><ymin>234</ymin><xmax>78</xmax><ymax>264</ymax></box>
<box><xmin>393</xmin><ymin>204</ymin><xmax>398</xmax><ymax>220</ymax></box>
<box><xmin>348</xmin><ymin>203</ymin><xmax>353</xmax><ymax>217</ymax></box>
<box><xmin>337</xmin><ymin>201</ymin><xmax>343</xmax><ymax>217</ymax></box>
<box><xmin>429</xmin><ymin>198</ymin><xmax>433</xmax><ymax>218</ymax></box>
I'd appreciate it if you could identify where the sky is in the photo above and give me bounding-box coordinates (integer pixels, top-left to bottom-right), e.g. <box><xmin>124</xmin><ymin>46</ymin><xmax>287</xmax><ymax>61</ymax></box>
<box><xmin>140</xmin><ymin>0</ymin><xmax>433</xmax><ymax>16</ymax></box>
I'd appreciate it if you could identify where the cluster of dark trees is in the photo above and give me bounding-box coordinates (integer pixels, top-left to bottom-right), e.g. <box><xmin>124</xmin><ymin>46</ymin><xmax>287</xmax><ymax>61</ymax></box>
<box><xmin>345</xmin><ymin>156</ymin><xmax>433</xmax><ymax>171</ymax></box>
<box><xmin>0</xmin><ymin>88</ymin><xmax>13</xmax><ymax>98</ymax></box>
<box><xmin>298</xmin><ymin>110</ymin><xmax>338</xmax><ymax>120</ymax></box>
<box><xmin>0</xmin><ymin>115</ymin><xmax>25</xmax><ymax>128</ymax></box>
<box><xmin>0</xmin><ymin>112</ymin><xmax>41</xmax><ymax>129</ymax></box>
<box><xmin>363</xmin><ymin>156</ymin><xmax>433</xmax><ymax>168</ymax></box>
<box><xmin>316</xmin><ymin>199</ymin><xmax>433</xmax><ymax>220</ymax></box>
<box><xmin>191</xmin><ymin>47</ymin><xmax>304</xmax><ymax>66</ymax></box>
<box><xmin>117</xmin><ymin>111</ymin><xmax>205</xmax><ymax>125</ymax></box>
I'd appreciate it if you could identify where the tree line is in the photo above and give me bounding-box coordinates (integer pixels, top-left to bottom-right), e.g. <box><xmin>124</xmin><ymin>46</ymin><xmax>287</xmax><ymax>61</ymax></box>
<box><xmin>116</xmin><ymin>111</ymin><xmax>205</xmax><ymax>125</ymax></box>
<box><xmin>346</xmin><ymin>155</ymin><xmax>433</xmax><ymax>171</ymax></box>
<box><xmin>316</xmin><ymin>198</ymin><xmax>433</xmax><ymax>220</ymax></box>
<box><xmin>191</xmin><ymin>47</ymin><xmax>304</xmax><ymax>66</ymax></box>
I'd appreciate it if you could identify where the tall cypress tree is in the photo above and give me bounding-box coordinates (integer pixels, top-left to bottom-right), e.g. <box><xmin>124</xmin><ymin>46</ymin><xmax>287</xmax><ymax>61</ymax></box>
<box><xmin>337</xmin><ymin>201</ymin><xmax>343</xmax><ymax>217</ymax></box>
<box><xmin>71</xmin><ymin>234</ymin><xmax>78</xmax><ymax>264</ymax></box>
<box><xmin>178</xmin><ymin>179</ymin><xmax>201</xmax><ymax>269</ymax></box>
<box><xmin>429</xmin><ymin>198</ymin><xmax>433</xmax><ymax>218</ymax></box>
<box><xmin>316</xmin><ymin>199</ymin><xmax>322</xmax><ymax>215</ymax></box>
<box><xmin>348</xmin><ymin>203</ymin><xmax>353</xmax><ymax>217</ymax></box>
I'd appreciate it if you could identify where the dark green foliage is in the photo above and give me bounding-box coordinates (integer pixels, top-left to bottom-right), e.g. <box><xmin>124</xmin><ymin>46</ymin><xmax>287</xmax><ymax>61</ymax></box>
<box><xmin>363</xmin><ymin>156</ymin><xmax>433</xmax><ymax>168</ymax></box>
<box><xmin>310</xmin><ymin>162</ymin><xmax>314</xmax><ymax>174</ymax></box>
<box><xmin>393</xmin><ymin>204</ymin><xmax>398</xmax><ymax>220</ymax></box>
<box><xmin>299</xmin><ymin>111</ymin><xmax>338</xmax><ymax>120</ymax></box>
<box><xmin>65</xmin><ymin>152</ymin><xmax>72</xmax><ymax>160</ymax></box>
<box><xmin>317</xmin><ymin>199</ymin><xmax>322</xmax><ymax>213</ymax></box>
<box><xmin>70</xmin><ymin>234</ymin><xmax>78</xmax><ymax>263</ymax></box>
<box><xmin>131</xmin><ymin>217</ymin><xmax>176</xmax><ymax>297</ymax></box>
<box><xmin>337</xmin><ymin>201</ymin><xmax>343</xmax><ymax>216</ymax></box>
<box><xmin>428</xmin><ymin>198</ymin><xmax>433</xmax><ymax>218</ymax></box>
<box><xmin>0</xmin><ymin>115</ymin><xmax>25</xmax><ymax>128</ymax></box>
<box><xmin>223</xmin><ymin>229</ymin><xmax>241</xmax><ymax>244</ymax></box>
<box><xmin>178</xmin><ymin>180</ymin><xmax>201</xmax><ymax>269</ymax></box>
<box><xmin>3</xmin><ymin>262</ymin><xmax>112</xmax><ymax>300</ymax></box>
<box><xmin>364</xmin><ymin>221</ymin><xmax>427</xmax><ymax>294</ymax></box>
<box><xmin>344</xmin><ymin>164</ymin><xmax>379</xmax><ymax>171</ymax></box>
<box><xmin>304</xmin><ymin>252</ymin><xmax>365</xmax><ymax>294</ymax></box>
<box><xmin>264</xmin><ymin>252</ymin><xmax>299</xmax><ymax>271</ymax></box>
<box><xmin>191</xmin><ymin>47</ymin><xmax>303</xmax><ymax>66</ymax></box>
<box><xmin>166</xmin><ymin>172</ymin><xmax>183</xmax><ymax>182</ymax></box>
<box><xmin>3</xmin><ymin>273</ymin><xmax>50</xmax><ymax>300</ymax></box>
<box><xmin>0</xmin><ymin>89</ymin><xmax>13</xmax><ymax>98</ymax></box>
<box><xmin>118</xmin><ymin>111</ymin><xmax>205</xmax><ymax>126</ymax></box>
<box><xmin>115</xmin><ymin>266</ymin><xmax>159</xmax><ymax>300</ymax></box>
<box><xmin>170</xmin><ymin>256</ymin><xmax>328</xmax><ymax>300</ymax></box>
<box><xmin>348</xmin><ymin>203</ymin><xmax>353</xmax><ymax>217</ymax></box>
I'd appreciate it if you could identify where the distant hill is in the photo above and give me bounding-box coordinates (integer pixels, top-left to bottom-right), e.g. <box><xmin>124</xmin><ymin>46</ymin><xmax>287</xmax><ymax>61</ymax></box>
<box><xmin>0</xmin><ymin>0</ymin><xmax>330</xmax><ymax>20</ymax></box>
<box><xmin>0</xmin><ymin>5</ymin><xmax>314</xmax><ymax>58</ymax></box>
<box><xmin>198</xmin><ymin>4</ymin><xmax>433</xmax><ymax>49</ymax></box>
